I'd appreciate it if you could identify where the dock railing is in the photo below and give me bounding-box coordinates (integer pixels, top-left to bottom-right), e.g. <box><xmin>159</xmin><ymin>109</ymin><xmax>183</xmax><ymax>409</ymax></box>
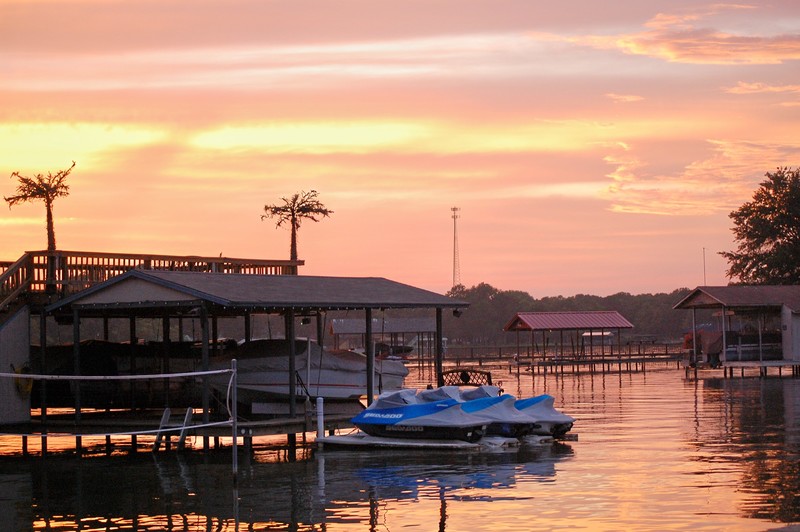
<box><xmin>440</xmin><ymin>342</ymin><xmax>684</xmax><ymax>369</ymax></box>
<box><xmin>0</xmin><ymin>249</ymin><xmax>303</xmax><ymax>312</ymax></box>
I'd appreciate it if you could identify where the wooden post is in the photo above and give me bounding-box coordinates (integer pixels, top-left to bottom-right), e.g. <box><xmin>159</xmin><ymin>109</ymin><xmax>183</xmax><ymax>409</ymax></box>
<box><xmin>435</xmin><ymin>308</ymin><xmax>444</xmax><ymax>387</ymax></box>
<box><xmin>200</xmin><ymin>304</ymin><xmax>210</xmax><ymax>451</ymax></box>
<box><xmin>366</xmin><ymin>308</ymin><xmax>374</xmax><ymax>403</ymax></box>
<box><xmin>129</xmin><ymin>316</ymin><xmax>137</xmax><ymax>410</ymax></box>
<box><xmin>286</xmin><ymin>308</ymin><xmax>297</xmax><ymax>450</ymax></box>
<box><xmin>73</xmin><ymin>307</ymin><xmax>82</xmax><ymax>456</ymax></box>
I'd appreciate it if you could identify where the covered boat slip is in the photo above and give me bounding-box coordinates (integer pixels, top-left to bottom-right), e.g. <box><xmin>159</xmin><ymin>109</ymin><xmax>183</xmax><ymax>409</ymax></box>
<box><xmin>32</xmin><ymin>270</ymin><xmax>466</xmax><ymax>453</ymax></box>
<box><xmin>674</xmin><ymin>285</ymin><xmax>800</xmax><ymax>377</ymax></box>
<box><xmin>503</xmin><ymin>311</ymin><xmax>634</xmax><ymax>363</ymax></box>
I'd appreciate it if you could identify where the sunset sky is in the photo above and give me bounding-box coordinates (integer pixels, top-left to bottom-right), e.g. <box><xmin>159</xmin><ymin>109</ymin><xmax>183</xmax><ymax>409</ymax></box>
<box><xmin>2</xmin><ymin>1</ymin><xmax>799</xmax><ymax>297</ymax></box>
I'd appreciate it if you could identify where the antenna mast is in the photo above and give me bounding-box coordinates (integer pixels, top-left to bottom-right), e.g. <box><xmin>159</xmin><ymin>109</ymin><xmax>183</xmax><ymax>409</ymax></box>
<box><xmin>451</xmin><ymin>207</ymin><xmax>461</xmax><ymax>287</ymax></box>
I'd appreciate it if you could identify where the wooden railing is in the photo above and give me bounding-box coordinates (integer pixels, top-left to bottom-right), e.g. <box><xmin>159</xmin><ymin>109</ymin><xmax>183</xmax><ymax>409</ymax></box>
<box><xmin>444</xmin><ymin>342</ymin><xmax>684</xmax><ymax>366</ymax></box>
<box><xmin>0</xmin><ymin>253</ymin><xmax>33</xmax><ymax>312</ymax></box>
<box><xmin>0</xmin><ymin>250</ymin><xmax>303</xmax><ymax>312</ymax></box>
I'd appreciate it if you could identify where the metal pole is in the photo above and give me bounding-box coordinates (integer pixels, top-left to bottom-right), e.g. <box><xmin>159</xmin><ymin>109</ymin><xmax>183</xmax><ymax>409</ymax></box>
<box><xmin>316</xmin><ymin>396</ymin><xmax>324</xmax><ymax>444</ymax></box>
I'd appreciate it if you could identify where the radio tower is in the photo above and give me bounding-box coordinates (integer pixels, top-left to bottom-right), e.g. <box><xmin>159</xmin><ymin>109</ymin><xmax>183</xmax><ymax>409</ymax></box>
<box><xmin>451</xmin><ymin>207</ymin><xmax>461</xmax><ymax>287</ymax></box>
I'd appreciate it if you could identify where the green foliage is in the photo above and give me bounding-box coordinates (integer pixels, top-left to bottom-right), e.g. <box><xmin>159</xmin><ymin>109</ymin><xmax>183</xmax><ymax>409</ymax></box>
<box><xmin>721</xmin><ymin>167</ymin><xmax>800</xmax><ymax>284</ymax></box>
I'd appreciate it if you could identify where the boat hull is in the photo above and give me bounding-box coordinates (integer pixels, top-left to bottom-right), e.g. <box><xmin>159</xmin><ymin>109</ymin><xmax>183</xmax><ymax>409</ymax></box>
<box><xmin>210</xmin><ymin>339</ymin><xmax>409</xmax><ymax>402</ymax></box>
<box><xmin>355</xmin><ymin>422</ymin><xmax>485</xmax><ymax>443</ymax></box>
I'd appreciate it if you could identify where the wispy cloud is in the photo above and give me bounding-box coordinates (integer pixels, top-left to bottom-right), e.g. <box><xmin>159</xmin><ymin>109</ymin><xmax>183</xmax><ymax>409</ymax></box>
<box><xmin>603</xmin><ymin>139</ymin><xmax>800</xmax><ymax>215</ymax></box>
<box><xmin>606</xmin><ymin>93</ymin><xmax>645</xmax><ymax>103</ymax></box>
<box><xmin>726</xmin><ymin>81</ymin><xmax>800</xmax><ymax>94</ymax></box>
<box><xmin>566</xmin><ymin>4</ymin><xmax>800</xmax><ymax>65</ymax></box>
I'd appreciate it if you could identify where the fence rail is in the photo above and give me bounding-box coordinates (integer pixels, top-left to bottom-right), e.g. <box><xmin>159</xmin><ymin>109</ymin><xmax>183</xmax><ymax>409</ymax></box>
<box><xmin>438</xmin><ymin>342</ymin><xmax>684</xmax><ymax>367</ymax></box>
<box><xmin>0</xmin><ymin>249</ymin><xmax>303</xmax><ymax>313</ymax></box>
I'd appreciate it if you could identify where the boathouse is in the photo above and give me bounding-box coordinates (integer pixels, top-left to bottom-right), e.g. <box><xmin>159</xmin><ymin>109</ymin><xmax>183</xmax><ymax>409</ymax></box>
<box><xmin>674</xmin><ymin>286</ymin><xmax>800</xmax><ymax>371</ymax></box>
<box><xmin>0</xmin><ymin>250</ymin><xmax>466</xmax><ymax>454</ymax></box>
<box><xmin>42</xmin><ymin>268</ymin><xmax>465</xmax><ymax>409</ymax></box>
<box><xmin>503</xmin><ymin>310</ymin><xmax>634</xmax><ymax>359</ymax></box>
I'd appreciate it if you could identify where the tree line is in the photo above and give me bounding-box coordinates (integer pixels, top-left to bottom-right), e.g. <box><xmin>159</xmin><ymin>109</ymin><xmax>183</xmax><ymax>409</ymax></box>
<box><xmin>439</xmin><ymin>283</ymin><xmax>696</xmax><ymax>345</ymax></box>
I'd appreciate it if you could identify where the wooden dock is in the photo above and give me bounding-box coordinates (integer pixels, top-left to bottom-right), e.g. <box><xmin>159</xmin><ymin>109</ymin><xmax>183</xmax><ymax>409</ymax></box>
<box><xmin>1</xmin><ymin>408</ymin><xmax>355</xmax><ymax>458</ymax></box>
<box><xmin>684</xmin><ymin>360</ymin><xmax>800</xmax><ymax>379</ymax></box>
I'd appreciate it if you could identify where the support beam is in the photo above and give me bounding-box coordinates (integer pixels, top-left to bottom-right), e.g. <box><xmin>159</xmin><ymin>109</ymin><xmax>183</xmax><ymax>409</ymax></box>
<box><xmin>73</xmin><ymin>307</ymin><xmax>82</xmax><ymax>455</ymax></box>
<box><xmin>286</xmin><ymin>309</ymin><xmax>297</xmax><ymax>417</ymax></box>
<box><xmin>436</xmin><ymin>308</ymin><xmax>444</xmax><ymax>387</ymax></box>
<box><xmin>200</xmin><ymin>304</ymin><xmax>210</xmax><ymax>451</ymax></box>
<box><xmin>366</xmin><ymin>308</ymin><xmax>374</xmax><ymax>404</ymax></box>
<box><xmin>129</xmin><ymin>316</ymin><xmax>137</xmax><ymax>410</ymax></box>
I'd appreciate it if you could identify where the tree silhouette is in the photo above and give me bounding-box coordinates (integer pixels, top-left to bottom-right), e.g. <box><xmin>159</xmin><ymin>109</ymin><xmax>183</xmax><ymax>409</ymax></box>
<box><xmin>5</xmin><ymin>161</ymin><xmax>75</xmax><ymax>251</ymax></box>
<box><xmin>261</xmin><ymin>190</ymin><xmax>333</xmax><ymax>261</ymax></box>
<box><xmin>721</xmin><ymin>167</ymin><xmax>800</xmax><ymax>284</ymax></box>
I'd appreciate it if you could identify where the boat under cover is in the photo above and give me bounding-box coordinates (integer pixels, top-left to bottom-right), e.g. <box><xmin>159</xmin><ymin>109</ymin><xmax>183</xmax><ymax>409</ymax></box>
<box><xmin>210</xmin><ymin>339</ymin><xmax>409</xmax><ymax>403</ymax></box>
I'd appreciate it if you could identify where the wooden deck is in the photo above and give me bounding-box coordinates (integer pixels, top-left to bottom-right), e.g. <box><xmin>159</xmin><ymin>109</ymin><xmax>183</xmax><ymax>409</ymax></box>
<box><xmin>1</xmin><ymin>249</ymin><xmax>302</xmax><ymax>314</ymax></box>
<box><xmin>683</xmin><ymin>359</ymin><xmax>800</xmax><ymax>379</ymax></box>
<box><xmin>1</xmin><ymin>408</ymin><xmax>355</xmax><ymax>457</ymax></box>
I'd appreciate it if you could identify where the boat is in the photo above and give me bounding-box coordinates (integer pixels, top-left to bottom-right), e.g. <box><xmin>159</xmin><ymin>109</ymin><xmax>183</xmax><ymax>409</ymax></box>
<box><xmin>514</xmin><ymin>394</ymin><xmax>575</xmax><ymax>437</ymax></box>
<box><xmin>350</xmin><ymin>389</ymin><xmax>488</xmax><ymax>442</ymax></box>
<box><xmin>209</xmin><ymin>338</ymin><xmax>409</xmax><ymax>404</ymax></box>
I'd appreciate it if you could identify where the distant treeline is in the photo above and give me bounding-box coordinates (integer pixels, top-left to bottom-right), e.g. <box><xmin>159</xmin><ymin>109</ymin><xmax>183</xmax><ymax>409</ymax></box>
<box><xmin>438</xmin><ymin>283</ymin><xmax>698</xmax><ymax>345</ymax></box>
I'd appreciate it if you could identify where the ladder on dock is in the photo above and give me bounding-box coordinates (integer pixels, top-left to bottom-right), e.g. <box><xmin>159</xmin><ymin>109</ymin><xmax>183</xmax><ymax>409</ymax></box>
<box><xmin>153</xmin><ymin>407</ymin><xmax>194</xmax><ymax>452</ymax></box>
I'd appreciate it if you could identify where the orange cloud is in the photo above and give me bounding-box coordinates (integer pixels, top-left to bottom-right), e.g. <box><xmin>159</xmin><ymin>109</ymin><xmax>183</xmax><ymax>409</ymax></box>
<box><xmin>568</xmin><ymin>4</ymin><xmax>800</xmax><ymax>65</ymax></box>
<box><xmin>726</xmin><ymin>82</ymin><xmax>800</xmax><ymax>94</ymax></box>
<box><xmin>606</xmin><ymin>93</ymin><xmax>645</xmax><ymax>103</ymax></box>
<box><xmin>603</xmin><ymin>139</ymin><xmax>800</xmax><ymax>216</ymax></box>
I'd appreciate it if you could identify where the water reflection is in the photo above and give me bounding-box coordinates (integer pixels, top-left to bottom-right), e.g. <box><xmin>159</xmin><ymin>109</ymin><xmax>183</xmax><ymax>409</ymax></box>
<box><xmin>3</xmin><ymin>370</ymin><xmax>800</xmax><ymax>529</ymax></box>
<box><xmin>0</xmin><ymin>439</ymin><xmax>573</xmax><ymax>530</ymax></box>
<box><xmin>694</xmin><ymin>377</ymin><xmax>800</xmax><ymax>523</ymax></box>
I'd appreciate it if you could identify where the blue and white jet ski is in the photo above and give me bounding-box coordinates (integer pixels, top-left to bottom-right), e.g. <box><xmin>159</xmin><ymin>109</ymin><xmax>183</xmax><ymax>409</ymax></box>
<box><xmin>417</xmin><ymin>385</ymin><xmax>538</xmax><ymax>438</ymax></box>
<box><xmin>351</xmin><ymin>389</ymin><xmax>488</xmax><ymax>442</ymax></box>
<box><xmin>514</xmin><ymin>394</ymin><xmax>575</xmax><ymax>437</ymax></box>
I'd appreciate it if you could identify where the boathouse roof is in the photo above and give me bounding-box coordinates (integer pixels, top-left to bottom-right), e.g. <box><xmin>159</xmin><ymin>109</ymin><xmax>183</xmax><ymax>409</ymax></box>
<box><xmin>46</xmin><ymin>269</ymin><xmax>467</xmax><ymax>317</ymax></box>
<box><xmin>503</xmin><ymin>310</ymin><xmax>634</xmax><ymax>332</ymax></box>
<box><xmin>673</xmin><ymin>285</ymin><xmax>800</xmax><ymax>312</ymax></box>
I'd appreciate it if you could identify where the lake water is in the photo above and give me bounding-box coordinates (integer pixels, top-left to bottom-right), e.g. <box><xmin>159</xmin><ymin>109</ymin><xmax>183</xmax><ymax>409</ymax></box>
<box><xmin>3</xmin><ymin>367</ymin><xmax>800</xmax><ymax>531</ymax></box>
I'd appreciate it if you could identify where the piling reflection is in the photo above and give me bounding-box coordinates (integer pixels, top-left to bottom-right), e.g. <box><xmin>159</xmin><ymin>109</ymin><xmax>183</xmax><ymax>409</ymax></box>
<box><xmin>4</xmin><ymin>370</ymin><xmax>800</xmax><ymax>529</ymax></box>
<box><xmin>317</xmin><ymin>441</ymin><xmax>574</xmax><ymax>529</ymax></box>
<box><xmin>691</xmin><ymin>377</ymin><xmax>800</xmax><ymax>522</ymax></box>
<box><xmin>0</xmin><ymin>440</ymin><xmax>574</xmax><ymax>530</ymax></box>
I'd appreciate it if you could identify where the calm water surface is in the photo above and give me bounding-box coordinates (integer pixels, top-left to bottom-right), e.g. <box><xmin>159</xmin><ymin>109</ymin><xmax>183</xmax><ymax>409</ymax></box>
<box><xmin>3</xmin><ymin>368</ymin><xmax>800</xmax><ymax>531</ymax></box>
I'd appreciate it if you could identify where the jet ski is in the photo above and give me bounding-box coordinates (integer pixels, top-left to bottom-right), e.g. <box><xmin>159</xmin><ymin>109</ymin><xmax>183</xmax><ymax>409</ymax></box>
<box><xmin>514</xmin><ymin>394</ymin><xmax>575</xmax><ymax>437</ymax></box>
<box><xmin>417</xmin><ymin>385</ymin><xmax>538</xmax><ymax>438</ymax></box>
<box><xmin>351</xmin><ymin>389</ymin><xmax>488</xmax><ymax>442</ymax></box>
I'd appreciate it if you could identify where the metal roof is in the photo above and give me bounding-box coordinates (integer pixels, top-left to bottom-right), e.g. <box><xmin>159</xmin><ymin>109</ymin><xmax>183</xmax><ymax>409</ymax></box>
<box><xmin>46</xmin><ymin>270</ymin><xmax>467</xmax><ymax>316</ymax></box>
<box><xmin>503</xmin><ymin>311</ymin><xmax>634</xmax><ymax>332</ymax></box>
<box><xmin>330</xmin><ymin>317</ymin><xmax>437</xmax><ymax>335</ymax></box>
<box><xmin>673</xmin><ymin>285</ymin><xmax>800</xmax><ymax>312</ymax></box>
